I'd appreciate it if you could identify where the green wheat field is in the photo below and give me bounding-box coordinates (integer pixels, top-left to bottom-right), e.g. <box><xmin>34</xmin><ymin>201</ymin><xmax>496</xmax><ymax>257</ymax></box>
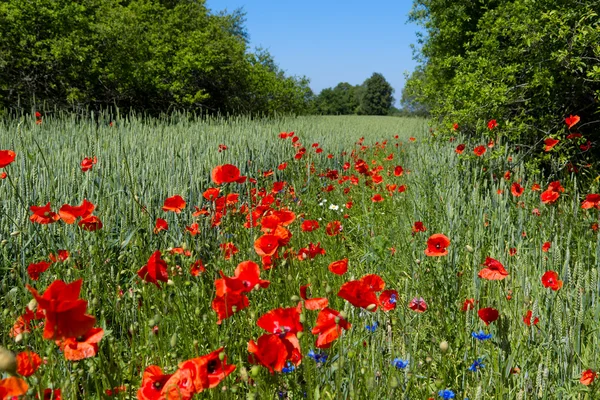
<box><xmin>1</xmin><ymin>115</ymin><xmax>599</xmax><ymax>399</ymax></box>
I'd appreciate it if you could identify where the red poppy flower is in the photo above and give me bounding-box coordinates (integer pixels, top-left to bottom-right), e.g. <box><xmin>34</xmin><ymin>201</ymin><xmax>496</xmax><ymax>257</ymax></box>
<box><xmin>473</xmin><ymin>146</ymin><xmax>486</xmax><ymax>156</ymax></box>
<box><xmin>30</xmin><ymin>203</ymin><xmax>60</xmax><ymax>224</ymax></box>
<box><xmin>79</xmin><ymin>215</ymin><xmax>102</xmax><ymax>231</ymax></box>
<box><xmin>461</xmin><ymin>298</ymin><xmax>476</xmax><ymax>311</ymax></box>
<box><xmin>105</xmin><ymin>386</ymin><xmax>127</xmax><ymax>396</ymax></box>
<box><xmin>581</xmin><ymin>194</ymin><xmax>600</xmax><ymax>209</ymax></box>
<box><xmin>16</xmin><ymin>351</ymin><xmax>42</xmax><ymax>376</ymax></box>
<box><xmin>174</xmin><ymin>347</ymin><xmax>236</xmax><ymax>393</ymax></box>
<box><xmin>211</xmin><ymin>291</ymin><xmax>249</xmax><ymax>324</ymax></box>
<box><xmin>211</xmin><ymin>164</ymin><xmax>244</xmax><ymax>184</ymax></box>
<box><xmin>453</xmin><ymin>123</ymin><xmax>459</xmax><ymax>131</ymax></box>
<box><xmin>58</xmin><ymin>327</ymin><xmax>104</xmax><ymax>361</ymax></box>
<box><xmin>455</xmin><ymin>144</ymin><xmax>465</xmax><ymax>154</ymax></box>
<box><xmin>220</xmin><ymin>242</ymin><xmax>238</xmax><ymax>260</ymax></box>
<box><xmin>325</xmin><ymin>221</ymin><xmax>342</xmax><ymax>236</ymax></box>
<box><xmin>203</xmin><ymin>187</ymin><xmax>220</xmax><ymax>201</ymax></box>
<box><xmin>162</xmin><ymin>195</ymin><xmax>186</xmax><ymax>213</ymax></box>
<box><xmin>137</xmin><ymin>251</ymin><xmax>169</xmax><ymax>288</ymax></box>
<box><xmin>328</xmin><ymin>259</ymin><xmax>348</xmax><ymax>275</ymax></box>
<box><xmin>541</xmin><ymin>270</ymin><xmax>562</xmax><ymax>290</ymax></box>
<box><xmin>478</xmin><ymin>307</ymin><xmax>499</xmax><ymax>325</ymax></box>
<box><xmin>154</xmin><ymin>218</ymin><xmax>168</xmax><ymax>234</ymax></box>
<box><xmin>228</xmin><ymin>261</ymin><xmax>270</xmax><ymax>292</ymax></box>
<box><xmin>580</xmin><ymin>140</ymin><xmax>591</xmax><ymax>151</ymax></box>
<box><xmin>300</xmin><ymin>219</ymin><xmax>319</xmax><ymax>232</ymax></box>
<box><xmin>299</xmin><ymin>284</ymin><xmax>328</xmax><ymax>310</ymax></box>
<box><xmin>371</xmin><ymin>194</ymin><xmax>383</xmax><ymax>202</ymax></box>
<box><xmin>540</xmin><ymin>189</ymin><xmax>560</xmax><ymax>204</ymax></box>
<box><xmin>0</xmin><ymin>150</ymin><xmax>16</xmax><ymax>168</ymax></box>
<box><xmin>509</xmin><ymin>247</ymin><xmax>517</xmax><ymax>256</ymax></box>
<box><xmin>523</xmin><ymin>310</ymin><xmax>539</xmax><ymax>327</ymax></box>
<box><xmin>248</xmin><ymin>333</ymin><xmax>301</xmax><ymax>373</ymax></box>
<box><xmin>337</xmin><ymin>275</ymin><xmax>383</xmax><ymax>311</ymax></box>
<box><xmin>565</xmin><ymin>115</ymin><xmax>580</xmax><ymax>129</ymax></box>
<box><xmin>190</xmin><ymin>260</ymin><xmax>205</xmax><ymax>276</ymax></box>
<box><xmin>257</xmin><ymin>307</ymin><xmax>303</xmax><ymax>334</ymax></box>
<box><xmin>542</xmin><ymin>241</ymin><xmax>551</xmax><ymax>252</ymax></box>
<box><xmin>412</xmin><ymin>221</ymin><xmax>426</xmax><ymax>234</ymax></box>
<box><xmin>137</xmin><ymin>365</ymin><xmax>175</xmax><ymax>400</ymax></box>
<box><xmin>40</xmin><ymin>388</ymin><xmax>61</xmax><ymax>399</ymax></box>
<box><xmin>185</xmin><ymin>223</ymin><xmax>199</xmax><ymax>236</ymax></box>
<box><xmin>408</xmin><ymin>297</ymin><xmax>427</xmax><ymax>312</ymax></box>
<box><xmin>378</xmin><ymin>290</ymin><xmax>398</xmax><ymax>311</ymax></box>
<box><xmin>424</xmin><ymin>233</ymin><xmax>450</xmax><ymax>256</ymax></box>
<box><xmin>510</xmin><ymin>183</ymin><xmax>524</xmax><ymax>197</ymax></box>
<box><xmin>49</xmin><ymin>250</ymin><xmax>69</xmax><ymax>263</ymax></box>
<box><xmin>394</xmin><ymin>166</ymin><xmax>403</xmax><ymax>176</ymax></box>
<box><xmin>0</xmin><ymin>377</ymin><xmax>29</xmax><ymax>398</ymax></box>
<box><xmin>544</xmin><ymin>138</ymin><xmax>559</xmax><ymax>151</ymax></box>
<box><xmin>478</xmin><ymin>257</ymin><xmax>509</xmax><ymax>280</ymax></box>
<box><xmin>27</xmin><ymin>261</ymin><xmax>51</xmax><ymax>281</ymax></box>
<box><xmin>59</xmin><ymin>199</ymin><xmax>95</xmax><ymax>224</ymax></box>
<box><xmin>10</xmin><ymin>307</ymin><xmax>45</xmax><ymax>337</ymax></box>
<box><xmin>487</xmin><ymin>119</ymin><xmax>498</xmax><ymax>130</ymax></box>
<box><xmin>254</xmin><ymin>234</ymin><xmax>280</xmax><ymax>257</ymax></box>
<box><xmin>297</xmin><ymin>242</ymin><xmax>326</xmax><ymax>260</ymax></box>
<box><xmin>80</xmin><ymin>156</ymin><xmax>97</xmax><ymax>172</ymax></box>
<box><xmin>26</xmin><ymin>279</ymin><xmax>96</xmax><ymax>340</ymax></box>
<box><xmin>311</xmin><ymin>308</ymin><xmax>351</xmax><ymax>348</ymax></box>
<box><xmin>580</xmin><ymin>369</ymin><xmax>597</xmax><ymax>385</ymax></box>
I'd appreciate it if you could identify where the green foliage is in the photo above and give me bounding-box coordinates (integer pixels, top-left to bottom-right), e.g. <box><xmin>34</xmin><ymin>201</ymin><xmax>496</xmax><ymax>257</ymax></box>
<box><xmin>357</xmin><ymin>73</ymin><xmax>395</xmax><ymax>116</ymax></box>
<box><xmin>406</xmin><ymin>0</ymin><xmax>600</xmax><ymax>169</ymax></box>
<box><xmin>313</xmin><ymin>73</ymin><xmax>395</xmax><ymax>116</ymax></box>
<box><xmin>0</xmin><ymin>0</ymin><xmax>312</xmax><ymax>115</ymax></box>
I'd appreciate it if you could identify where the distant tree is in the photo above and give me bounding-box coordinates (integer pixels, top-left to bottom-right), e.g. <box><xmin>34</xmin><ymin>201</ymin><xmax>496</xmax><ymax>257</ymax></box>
<box><xmin>313</xmin><ymin>82</ymin><xmax>360</xmax><ymax>115</ymax></box>
<box><xmin>357</xmin><ymin>73</ymin><xmax>394</xmax><ymax>115</ymax></box>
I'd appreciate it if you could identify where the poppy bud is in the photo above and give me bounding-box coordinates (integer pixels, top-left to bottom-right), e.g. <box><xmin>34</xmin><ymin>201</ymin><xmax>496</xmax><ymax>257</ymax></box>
<box><xmin>347</xmin><ymin>351</ymin><xmax>355</xmax><ymax>359</ymax></box>
<box><xmin>366</xmin><ymin>304</ymin><xmax>377</xmax><ymax>311</ymax></box>
<box><xmin>170</xmin><ymin>333</ymin><xmax>177</xmax><ymax>348</ymax></box>
<box><xmin>291</xmin><ymin>295</ymin><xmax>300</xmax><ymax>302</ymax></box>
<box><xmin>287</xmin><ymin>274</ymin><xmax>293</xmax><ymax>281</ymax></box>
<box><xmin>26</xmin><ymin>297</ymin><xmax>37</xmax><ymax>312</ymax></box>
<box><xmin>218</xmin><ymin>351</ymin><xmax>226</xmax><ymax>361</ymax></box>
<box><xmin>239</xmin><ymin>367</ymin><xmax>249</xmax><ymax>383</ymax></box>
<box><xmin>325</xmin><ymin>285</ymin><xmax>332</xmax><ymax>294</ymax></box>
<box><xmin>299</xmin><ymin>314</ymin><xmax>306</xmax><ymax>323</ymax></box>
<box><xmin>389</xmin><ymin>377</ymin><xmax>399</xmax><ymax>388</ymax></box>
<box><xmin>250</xmin><ymin>365</ymin><xmax>261</xmax><ymax>377</ymax></box>
<box><xmin>466</xmin><ymin>245</ymin><xmax>474</xmax><ymax>253</ymax></box>
<box><xmin>339</xmin><ymin>311</ymin><xmax>347</xmax><ymax>319</ymax></box>
<box><xmin>439</xmin><ymin>340</ymin><xmax>449</xmax><ymax>353</ymax></box>
<box><xmin>14</xmin><ymin>333</ymin><xmax>23</xmax><ymax>343</ymax></box>
<box><xmin>297</xmin><ymin>332</ymin><xmax>304</xmax><ymax>339</ymax></box>
<box><xmin>0</xmin><ymin>240</ymin><xmax>7</xmax><ymax>246</ymax></box>
<box><xmin>167</xmin><ymin>279</ymin><xmax>174</xmax><ymax>286</ymax></box>
<box><xmin>0</xmin><ymin>346</ymin><xmax>16</xmax><ymax>375</ymax></box>
<box><xmin>426</xmin><ymin>356</ymin><xmax>433</xmax><ymax>363</ymax></box>
<box><xmin>231</xmin><ymin>306</ymin><xmax>238</xmax><ymax>313</ymax></box>
<box><xmin>10</xmin><ymin>231</ymin><xmax>20</xmax><ymax>237</ymax></box>
<box><xmin>415</xmin><ymin>259</ymin><xmax>421</xmax><ymax>265</ymax></box>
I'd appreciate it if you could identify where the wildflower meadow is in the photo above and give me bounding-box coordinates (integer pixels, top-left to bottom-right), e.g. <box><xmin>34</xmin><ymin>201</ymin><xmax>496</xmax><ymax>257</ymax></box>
<box><xmin>1</xmin><ymin>113</ymin><xmax>599</xmax><ymax>399</ymax></box>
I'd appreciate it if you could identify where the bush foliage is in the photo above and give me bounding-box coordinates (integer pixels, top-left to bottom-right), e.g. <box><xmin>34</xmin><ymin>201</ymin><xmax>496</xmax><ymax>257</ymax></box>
<box><xmin>0</xmin><ymin>0</ymin><xmax>312</xmax><ymax>116</ymax></box>
<box><xmin>404</xmin><ymin>0</ymin><xmax>600</xmax><ymax>166</ymax></box>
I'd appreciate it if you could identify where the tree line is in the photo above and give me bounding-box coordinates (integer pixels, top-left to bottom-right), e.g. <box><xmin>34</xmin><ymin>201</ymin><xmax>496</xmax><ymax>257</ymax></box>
<box><xmin>402</xmin><ymin>0</ymin><xmax>599</xmax><ymax>147</ymax></box>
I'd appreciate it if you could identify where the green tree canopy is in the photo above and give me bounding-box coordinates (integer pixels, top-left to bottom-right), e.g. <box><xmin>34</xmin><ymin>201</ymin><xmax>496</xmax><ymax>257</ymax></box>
<box><xmin>357</xmin><ymin>73</ymin><xmax>395</xmax><ymax>116</ymax></box>
<box><xmin>0</xmin><ymin>0</ymin><xmax>312</xmax><ymax>116</ymax></box>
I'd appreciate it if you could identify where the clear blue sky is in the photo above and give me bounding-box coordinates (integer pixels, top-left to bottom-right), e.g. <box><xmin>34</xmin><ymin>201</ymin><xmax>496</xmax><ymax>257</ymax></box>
<box><xmin>206</xmin><ymin>0</ymin><xmax>421</xmax><ymax>106</ymax></box>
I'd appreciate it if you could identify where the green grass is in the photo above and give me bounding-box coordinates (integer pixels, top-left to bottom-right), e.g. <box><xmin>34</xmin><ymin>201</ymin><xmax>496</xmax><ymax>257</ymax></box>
<box><xmin>0</xmin><ymin>114</ymin><xmax>598</xmax><ymax>399</ymax></box>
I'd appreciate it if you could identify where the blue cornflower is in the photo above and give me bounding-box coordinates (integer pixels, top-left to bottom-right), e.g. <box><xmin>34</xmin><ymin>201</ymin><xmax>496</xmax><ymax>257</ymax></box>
<box><xmin>307</xmin><ymin>349</ymin><xmax>328</xmax><ymax>363</ymax></box>
<box><xmin>392</xmin><ymin>358</ymin><xmax>409</xmax><ymax>369</ymax></box>
<box><xmin>471</xmin><ymin>330</ymin><xmax>492</xmax><ymax>341</ymax></box>
<box><xmin>468</xmin><ymin>358</ymin><xmax>485</xmax><ymax>372</ymax></box>
<box><xmin>282</xmin><ymin>362</ymin><xmax>295</xmax><ymax>373</ymax></box>
<box><xmin>366</xmin><ymin>321</ymin><xmax>379</xmax><ymax>332</ymax></box>
<box><xmin>438</xmin><ymin>389</ymin><xmax>456</xmax><ymax>399</ymax></box>
<box><xmin>389</xmin><ymin>294</ymin><xmax>397</xmax><ymax>304</ymax></box>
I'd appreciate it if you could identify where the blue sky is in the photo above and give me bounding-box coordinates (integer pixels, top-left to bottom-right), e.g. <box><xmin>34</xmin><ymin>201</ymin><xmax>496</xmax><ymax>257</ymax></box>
<box><xmin>206</xmin><ymin>0</ymin><xmax>421</xmax><ymax>106</ymax></box>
